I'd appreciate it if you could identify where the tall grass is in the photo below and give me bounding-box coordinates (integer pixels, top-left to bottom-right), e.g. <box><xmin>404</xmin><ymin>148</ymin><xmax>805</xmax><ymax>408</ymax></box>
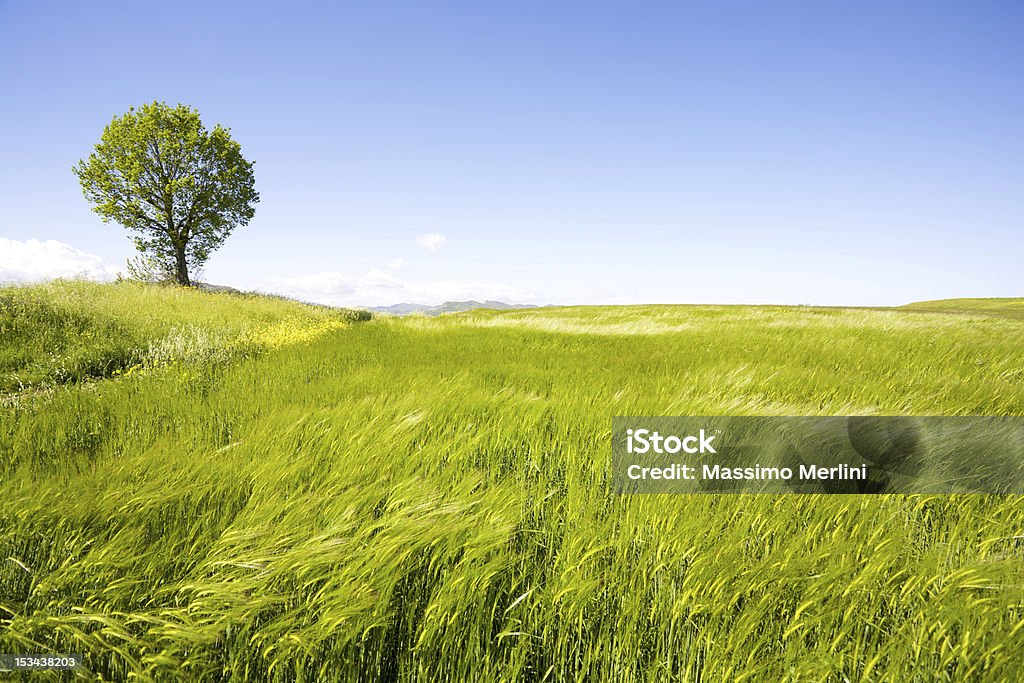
<box><xmin>0</xmin><ymin>280</ymin><xmax>369</xmax><ymax>394</ymax></box>
<box><xmin>901</xmin><ymin>297</ymin><xmax>1024</xmax><ymax>320</ymax></box>
<box><xmin>1</xmin><ymin>290</ymin><xmax>1023</xmax><ymax>680</ymax></box>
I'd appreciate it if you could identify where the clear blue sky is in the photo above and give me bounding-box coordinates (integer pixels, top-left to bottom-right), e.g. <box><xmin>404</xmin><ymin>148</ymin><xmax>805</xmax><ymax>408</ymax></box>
<box><xmin>1</xmin><ymin>0</ymin><xmax>1021</xmax><ymax>306</ymax></box>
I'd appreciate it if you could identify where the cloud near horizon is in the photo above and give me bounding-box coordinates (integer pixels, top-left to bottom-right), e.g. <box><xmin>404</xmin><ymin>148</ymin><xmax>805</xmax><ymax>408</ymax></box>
<box><xmin>0</xmin><ymin>238</ymin><xmax>122</xmax><ymax>283</ymax></box>
<box><xmin>415</xmin><ymin>233</ymin><xmax>447</xmax><ymax>252</ymax></box>
<box><xmin>0</xmin><ymin>237</ymin><xmax>532</xmax><ymax>308</ymax></box>
<box><xmin>260</xmin><ymin>269</ymin><xmax>532</xmax><ymax>308</ymax></box>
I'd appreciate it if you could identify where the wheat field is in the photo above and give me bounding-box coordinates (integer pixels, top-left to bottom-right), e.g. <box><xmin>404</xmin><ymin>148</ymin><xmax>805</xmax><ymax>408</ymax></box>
<box><xmin>2</xmin><ymin>282</ymin><xmax>1023</xmax><ymax>681</ymax></box>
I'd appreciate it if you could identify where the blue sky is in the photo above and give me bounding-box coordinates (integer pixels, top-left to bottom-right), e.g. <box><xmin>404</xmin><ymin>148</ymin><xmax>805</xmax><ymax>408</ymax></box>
<box><xmin>1</xmin><ymin>0</ymin><xmax>1021</xmax><ymax>306</ymax></box>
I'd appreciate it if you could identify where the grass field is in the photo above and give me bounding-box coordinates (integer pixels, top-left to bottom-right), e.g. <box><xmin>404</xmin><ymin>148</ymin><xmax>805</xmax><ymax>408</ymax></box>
<box><xmin>0</xmin><ymin>280</ymin><xmax>369</xmax><ymax>396</ymax></box>
<box><xmin>900</xmin><ymin>297</ymin><xmax>1024</xmax><ymax>320</ymax></box>
<box><xmin>2</xmin><ymin>282</ymin><xmax>1023</xmax><ymax>681</ymax></box>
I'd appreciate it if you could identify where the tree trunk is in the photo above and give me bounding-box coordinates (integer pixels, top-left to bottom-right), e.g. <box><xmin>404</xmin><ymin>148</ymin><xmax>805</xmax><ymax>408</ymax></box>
<box><xmin>174</xmin><ymin>247</ymin><xmax>190</xmax><ymax>286</ymax></box>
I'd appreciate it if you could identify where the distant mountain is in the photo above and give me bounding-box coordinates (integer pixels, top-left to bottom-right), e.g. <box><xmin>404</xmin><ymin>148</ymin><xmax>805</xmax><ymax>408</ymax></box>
<box><xmin>370</xmin><ymin>300</ymin><xmax>538</xmax><ymax>316</ymax></box>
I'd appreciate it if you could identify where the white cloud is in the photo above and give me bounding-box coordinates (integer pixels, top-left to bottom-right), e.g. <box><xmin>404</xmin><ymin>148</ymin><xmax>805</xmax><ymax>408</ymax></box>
<box><xmin>0</xmin><ymin>238</ymin><xmax>122</xmax><ymax>283</ymax></box>
<box><xmin>260</xmin><ymin>271</ymin><xmax>356</xmax><ymax>303</ymax></box>
<box><xmin>259</xmin><ymin>269</ymin><xmax>533</xmax><ymax>308</ymax></box>
<box><xmin>415</xmin><ymin>233</ymin><xmax>447</xmax><ymax>252</ymax></box>
<box><xmin>360</xmin><ymin>268</ymin><xmax>402</xmax><ymax>288</ymax></box>
<box><xmin>388</xmin><ymin>258</ymin><xmax>409</xmax><ymax>270</ymax></box>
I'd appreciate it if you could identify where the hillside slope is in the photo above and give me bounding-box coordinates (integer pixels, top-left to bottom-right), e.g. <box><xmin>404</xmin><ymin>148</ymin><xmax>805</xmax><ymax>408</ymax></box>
<box><xmin>2</xmin><ymin>291</ymin><xmax>1023</xmax><ymax>680</ymax></box>
<box><xmin>0</xmin><ymin>279</ymin><xmax>369</xmax><ymax>394</ymax></box>
<box><xmin>902</xmin><ymin>297</ymin><xmax>1024</xmax><ymax>319</ymax></box>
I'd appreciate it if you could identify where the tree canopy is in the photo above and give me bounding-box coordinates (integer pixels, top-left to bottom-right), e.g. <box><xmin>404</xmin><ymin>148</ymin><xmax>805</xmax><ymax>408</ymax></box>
<box><xmin>74</xmin><ymin>102</ymin><xmax>258</xmax><ymax>286</ymax></box>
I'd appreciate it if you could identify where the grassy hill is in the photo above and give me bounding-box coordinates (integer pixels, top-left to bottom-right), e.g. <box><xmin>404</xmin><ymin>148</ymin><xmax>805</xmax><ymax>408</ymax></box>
<box><xmin>2</xmin><ymin>285</ymin><xmax>1023</xmax><ymax>680</ymax></box>
<box><xmin>0</xmin><ymin>280</ymin><xmax>369</xmax><ymax>395</ymax></box>
<box><xmin>902</xmin><ymin>297</ymin><xmax>1024</xmax><ymax>319</ymax></box>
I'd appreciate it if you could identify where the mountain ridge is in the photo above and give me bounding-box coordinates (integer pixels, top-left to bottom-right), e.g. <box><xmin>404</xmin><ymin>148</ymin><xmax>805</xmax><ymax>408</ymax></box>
<box><xmin>369</xmin><ymin>300</ymin><xmax>539</xmax><ymax>316</ymax></box>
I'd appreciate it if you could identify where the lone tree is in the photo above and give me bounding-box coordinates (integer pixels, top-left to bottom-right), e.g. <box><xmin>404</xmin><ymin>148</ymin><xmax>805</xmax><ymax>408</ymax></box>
<box><xmin>74</xmin><ymin>102</ymin><xmax>258</xmax><ymax>286</ymax></box>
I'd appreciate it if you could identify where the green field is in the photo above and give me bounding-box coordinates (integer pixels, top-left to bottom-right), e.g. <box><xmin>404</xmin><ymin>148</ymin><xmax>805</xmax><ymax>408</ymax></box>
<box><xmin>900</xmin><ymin>297</ymin><xmax>1024</xmax><ymax>320</ymax></box>
<box><xmin>2</xmin><ymin>282</ymin><xmax>1023</xmax><ymax>681</ymax></box>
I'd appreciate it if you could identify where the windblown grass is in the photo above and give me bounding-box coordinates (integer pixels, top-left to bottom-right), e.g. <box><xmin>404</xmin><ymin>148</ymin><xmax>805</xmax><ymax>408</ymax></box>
<box><xmin>902</xmin><ymin>297</ymin><xmax>1024</xmax><ymax>320</ymax></box>
<box><xmin>0</xmin><ymin>279</ymin><xmax>369</xmax><ymax>394</ymax></box>
<box><xmin>1</xmin><ymin>290</ymin><xmax>1023</xmax><ymax>680</ymax></box>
